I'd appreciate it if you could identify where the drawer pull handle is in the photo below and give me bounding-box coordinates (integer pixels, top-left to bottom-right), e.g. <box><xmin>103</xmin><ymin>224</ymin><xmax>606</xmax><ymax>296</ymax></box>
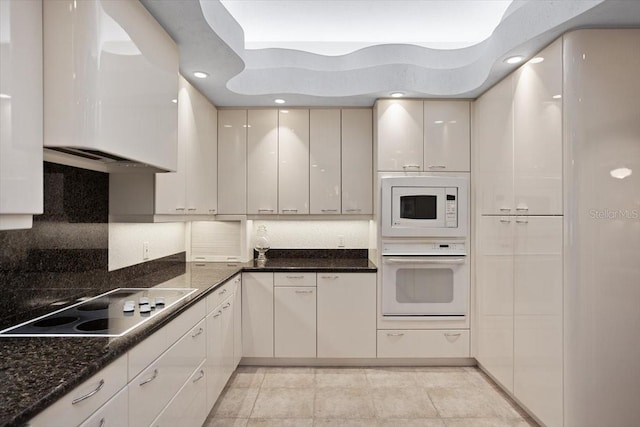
<box><xmin>402</xmin><ymin>165</ymin><xmax>421</xmax><ymax>170</ymax></box>
<box><xmin>219</xmin><ymin>288</ymin><xmax>228</xmax><ymax>295</ymax></box>
<box><xmin>71</xmin><ymin>379</ymin><xmax>104</xmax><ymax>405</ymax></box>
<box><xmin>175</xmin><ymin>207</ymin><xmax>185</xmax><ymax>211</ymax></box>
<box><xmin>427</xmin><ymin>165</ymin><xmax>446</xmax><ymax>169</ymax></box>
<box><xmin>209</xmin><ymin>209</ymin><xmax>216</xmax><ymax>213</ymax></box>
<box><xmin>195</xmin><ymin>263</ymin><xmax>206</xmax><ymax>267</ymax></box>
<box><xmin>516</xmin><ymin>218</ymin><xmax>529</xmax><ymax>224</ymax></box>
<box><xmin>223</xmin><ymin>302</ymin><xmax>231</xmax><ymax>309</ymax></box>
<box><xmin>258</xmin><ymin>209</ymin><xmax>274</xmax><ymax>213</ymax></box>
<box><xmin>286</xmin><ymin>275</ymin><xmax>304</xmax><ymax>279</ymax></box>
<box><xmin>187</xmin><ymin>208</ymin><xmax>197</xmax><ymax>211</ymax></box>
<box><xmin>320</xmin><ymin>276</ymin><xmax>339</xmax><ymax>280</ymax></box>
<box><xmin>387</xmin><ymin>333</ymin><xmax>405</xmax><ymax>337</ymax></box>
<box><xmin>444</xmin><ymin>333</ymin><xmax>462</xmax><ymax>342</ymax></box>
<box><xmin>193</xmin><ymin>370</ymin><xmax>205</xmax><ymax>383</ymax></box>
<box><xmin>282</xmin><ymin>209</ymin><xmax>298</xmax><ymax>213</ymax></box>
<box><xmin>139</xmin><ymin>369</ymin><xmax>158</xmax><ymax>386</ymax></box>
<box><xmin>499</xmin><ymin>218</ymin><xmax>511</xmax><ymax>224</ymax></box>
<box><xmin>321</xmin><ymin>209</ymin><xmax>338</xmax><ymax>212</ymax></box>
<box><xmin>295</xmin><ymin>290</ymin><xmax>314</xmax><ymax>294</ymax></box>
<box><xmin>192</xmin><ymin>327</ymin><xmax>204</xmax><ymax>338</ymax></box>
<box><xmin>344</xmin><ymin>209</ymin><xmax>362</xmax><ymax>213</ymax></box>
<box><xmin>213</xmin><ymin>310</ymin><xmax>222</xmax><ymax>318</ymax></box>
<box><xmin>499</xmin><ymin>207</ymin><xmax>511</xmax><ymax>212</ymax></box>
<box><xmin>516</xmin><ymin>206</ymin><xmax>529</xmax><ymax>211</ymax></box>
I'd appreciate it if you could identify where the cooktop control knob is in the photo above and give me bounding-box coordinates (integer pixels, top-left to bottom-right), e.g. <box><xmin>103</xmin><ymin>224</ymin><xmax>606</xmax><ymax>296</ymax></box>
<box><xmin>155</xmin><ymin>297</ymin><xmax>165</xmax><ymax>306</ymax></box>
<box><xmin>139</xmin><ymin>304</ymin><xmax>151</xmax><ymax>313</ymax></box>
<box><xmin>139</xmin><ymin>297</ymin><xmax>150</xmax><ymax>305</ymax></box>
<box><xmin>123</xmin><ymin>303</ymin><xmax>135</xmax><ymax>313</ymax></box>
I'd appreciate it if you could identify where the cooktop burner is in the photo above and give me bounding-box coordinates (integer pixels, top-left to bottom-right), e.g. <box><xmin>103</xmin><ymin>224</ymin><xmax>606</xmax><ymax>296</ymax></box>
<box><xmin>0</xmin><ymin>288</ymin><xmax>198</xmax><ymax>337</ymax></box>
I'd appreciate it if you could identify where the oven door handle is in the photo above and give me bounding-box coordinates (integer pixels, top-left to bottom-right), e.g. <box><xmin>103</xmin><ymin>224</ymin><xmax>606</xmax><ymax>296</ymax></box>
<box><xmin>383</xmin><ymin>257</ymin><xmax>466</xmax><ymax>265</ymax></box>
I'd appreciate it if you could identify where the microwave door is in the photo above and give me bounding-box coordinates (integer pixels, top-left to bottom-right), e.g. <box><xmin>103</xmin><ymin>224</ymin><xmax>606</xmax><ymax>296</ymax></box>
<box><xmin>391</xmin><ymin>187</ymin><xmax>446</xmax><ymax>229</ymax></box>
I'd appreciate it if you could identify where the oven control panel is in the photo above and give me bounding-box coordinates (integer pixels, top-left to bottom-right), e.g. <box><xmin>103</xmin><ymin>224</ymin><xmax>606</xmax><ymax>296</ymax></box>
<box><xmin>381</xmin><ymin>241</ymin><xmax>466</xmax><ymax>256</ymax></box>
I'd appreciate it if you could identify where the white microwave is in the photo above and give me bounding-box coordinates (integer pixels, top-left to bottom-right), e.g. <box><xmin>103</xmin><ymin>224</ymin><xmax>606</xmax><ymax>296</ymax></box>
<box><xmin>380</xmin><ymin>176</ymin><xmax>468</xmax><ymax>238</ymax></box>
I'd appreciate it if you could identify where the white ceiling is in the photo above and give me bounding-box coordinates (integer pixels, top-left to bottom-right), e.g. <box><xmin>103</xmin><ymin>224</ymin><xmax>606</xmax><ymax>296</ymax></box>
<box><xmin>140</xmin><ymin>0</ymin><xmax>640</xmax><ymax>107</ymax></box>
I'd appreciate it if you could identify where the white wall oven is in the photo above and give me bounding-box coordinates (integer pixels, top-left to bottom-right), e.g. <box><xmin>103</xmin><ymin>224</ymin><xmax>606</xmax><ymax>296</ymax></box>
<box><xmin>380</xmin><ymin>176</ymin><xmax>468</xmax><ymax>238</ymax></box>
<box><xmin>381</xmin><ymin>241</ymin><xmax>469</xmax><ymax>316</ymax></box>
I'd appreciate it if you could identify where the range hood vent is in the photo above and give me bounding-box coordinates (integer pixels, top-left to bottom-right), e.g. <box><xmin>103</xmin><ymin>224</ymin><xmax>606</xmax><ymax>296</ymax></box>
<box><xmin>44</xmin><ymin>148</ymin><xmax>170</xmax><ymax>174</ymax></box>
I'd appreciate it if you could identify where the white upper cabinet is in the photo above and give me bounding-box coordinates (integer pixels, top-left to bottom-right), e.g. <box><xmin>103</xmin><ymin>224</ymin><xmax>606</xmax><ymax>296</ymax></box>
<box><xmin>475</xmin><ymin>75</ymin><xmax>515</xmax><ymax>215</ymax></box>
<box><xmin>376</xmin><ymin>100</ymin><xmax>424</xmax><ymax>171</ymax></box>
<box><xmin>342</xmin><ymin>109</ymin><xmax>373</xmax><ymax>215</ymax></box>
<box><xmin>247</xmin><ymin>109</ymin><xmax>279</xmax><ymax>214</ymax></box>
<box><xmin>513</xmin><ymin>39</ymin><xmax>563</xmax><ymax>215</ymax></box>
<box><xmin>0</xmin><ymin>0</ymin><xmax>43</xmax><ymax>230</ymax></box>
<box><xmin>310</xmin><ymin>109</ymin><xmax>341</xmax><ymax>214</ymax></box>
<box><xmin>423</xmin><ymin>101</ymin><xmax>470</xmax><ymax>172</ymax></box>
<box><xmin>43</xmin><ymin>0</ymin><xmax>178</xmax><ymax>172</ymax></box>
<box><xmin>278</xmin><ymin>109</ymin><xmax>310</xmax><ymax>214</ymax></box>
<box><xmin>217</xmin><ymin>110</ymin><xmax>247</xmax><ymax>215</ymax></box>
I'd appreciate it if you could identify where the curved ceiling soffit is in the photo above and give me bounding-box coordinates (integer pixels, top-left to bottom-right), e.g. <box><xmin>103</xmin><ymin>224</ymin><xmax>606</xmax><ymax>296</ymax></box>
<box><xmin>199</xmin><ymin>0</ymin><xmax>604</xmax><ymax>98</ymax></box>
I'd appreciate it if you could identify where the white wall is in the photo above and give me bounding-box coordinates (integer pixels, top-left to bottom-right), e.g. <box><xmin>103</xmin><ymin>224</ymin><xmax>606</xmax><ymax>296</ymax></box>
<box><xmin>248</xmin><ymin>220</ymin><xmax>370</xmax><ymax>249</ymax></box>
<box><xmin>109</xmin><ymin>222</ymin><xmax>186</xmax><ymax>271</ymax></box>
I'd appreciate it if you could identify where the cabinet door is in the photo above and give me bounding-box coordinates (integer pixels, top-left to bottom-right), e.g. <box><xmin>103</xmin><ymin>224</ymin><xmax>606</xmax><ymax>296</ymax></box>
<box><xmin>206</xmin><ymin>305</ymin><xmax>224</xmax><ymax>409</ymax></box>
<box><xmin>310</xmin><ymin>109</ymin><xmax>341</xmax><ymax>214</ymax></box>
<box><xmin>218</xmin><ymin>110</ymin><xmax>247</xmax><ymax>214</ymax></box>
<box><xmin>317</xmin><ymin>273</ymin><xmax>376</xmax><ymax>358</ymax></box>
<box><xmin>242</xmin><ymin>273</ymin><xmax>274</xmax><ymax>357</ymax></box>
<box><xmin>423</xmin><ymin>101</ymin><xmax>470</xmax><ymax>172</ymax></box>
<box><xmin>274</xmin><ymin>287</ymin><xmax>317</xmax><ymax>357</ymax></box>
<box><xmin>185</xmin><ymin>77</ymin><xmax>217</xmax><ymax>215</ymax></box>
<box><xmin>247</xmin><ymin>109</ymin><xmax>278</xmax><ymax>214</ymax></box>
<box><xmin>0</xmin><ymin>0</ymin><xmax>43</xmax><ymax>230</ymax></box>
<box><xmin>342</xmin><ymin>109</ymin><xmax>373</xmax><ymax>215</ymax></box>
<box><xmin>151</xmin><ymin>361</ymin><xmax>207</xmax><ymax>427</ymax></box>
<box><xmin>233</xmin><ymin>277</ymin><xmax>243</xmax><ymax>368</ymax></box>
<box><xmin>278</xmin><ymin>109</ymin><xmax>309</xmax><ymax>214</ymax></box>
<box><xmin>513</xmin><ymin>40</ymin><xmax>563</xmax><ymax>215</ymax></box>
<box><xmin>476</xmin><ymin>216</ymin><xmax>514</xmax><ymax>393</ymax></box>
<box><xmin>475</xmin><ymin>76</ymin><xmax>514</xmax><ymax>215</ymax></box>
<box><xmin>376</xmin><ymin>100</ymin><xmax>423</xmax><ymax>171</ymax></box>
<box><xmin>513</xmin><ymin>216</ymin><xmax>563</xmax><ymax>427</ymax></box>
<box><xmin>221</xmin><ymin>293</ymin><xmax>236</xmax><ymax>382</ymax></box>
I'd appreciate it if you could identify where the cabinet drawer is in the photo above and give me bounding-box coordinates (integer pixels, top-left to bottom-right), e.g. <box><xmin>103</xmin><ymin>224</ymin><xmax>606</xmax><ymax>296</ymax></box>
<box><xmin>128</xmin><ymin>299</ymin><xmax>206</xmax><ymax>380</ymax></box>
<box><xmin>151</xmin><ymin>360</ymin><xmax>208</xmax><ymax>427</ymax></box>
<box><xmin>274</xmin><ymin>272</ymin><xmax>316</xmax><ymax>287</ymax></box>
<box><xmin>129</xmin><ymin>319</ymin><xmax>206</xmax><ymax>427</ymax></box>
<box><xmin>206</xmin><ymin>276</ymin><xmax>239</xmax><ymax>312</ymax></box>
<box><xmin>377</xmin><ymin>330</ymin><xmax>470</xmax><ymax>358</ymax></box>
<box><xmin>78</xmin><ymin>386</ymin><xmax>128</xmax><ymax>427</ymax></box>
<box><xmin>28</xmin><ymin>355</ymin><xmax>127</xmax><ymax>427</ymax></box>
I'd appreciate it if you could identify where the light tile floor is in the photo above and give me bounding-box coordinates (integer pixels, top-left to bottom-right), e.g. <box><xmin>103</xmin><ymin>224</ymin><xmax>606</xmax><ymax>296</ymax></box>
<box><xmin>204</xmin><ymin>366</ymin><xmax>539</xmax><ymax>427</ymax></box>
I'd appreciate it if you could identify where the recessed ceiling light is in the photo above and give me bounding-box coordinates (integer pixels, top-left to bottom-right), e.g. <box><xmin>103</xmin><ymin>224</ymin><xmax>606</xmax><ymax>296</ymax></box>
<box><xmin>274</xmin><ymin>98</ymin><xmax>286</xmax><ymax>104</ymax></box>
<box><xmin>390</xmin><ymin>92</ymin><xmax>404</xmax><ymax>98</ymax></box>
<box><xmin>552</xmin><ymin>94</ymin><xmax>562</xmax><ymax>99</ymax></box>
<box><xmin>0</xmin><ymin>93</ymin><xmax>11</xmax><ymax>99</ymax></box>
<box><xmin>193</xmin><ymin>71</ymin><xmax>209</xmax><ymax>79</ymax></box>
<box><xmin>504</xmin><ymin>56</ymin><xmax>524</xmax><ymax>64</ymax></box>
<box><xmin>529</xmin><ymin>57</ymin><xmax>545</xmax><ymax>64</ymax></box>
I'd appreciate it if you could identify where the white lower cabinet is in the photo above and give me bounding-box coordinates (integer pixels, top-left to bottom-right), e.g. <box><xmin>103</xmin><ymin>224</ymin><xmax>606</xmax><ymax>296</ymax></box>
<box><xmin>78</xmin><ymin>386</ymin><xmax>128</xmax><ymax>427</ymax></box>
<box><xmin>242</xmin><ymin>272</ymin><xmax>275</xmax><ymax>357</ymax></box>
<box><xmin>274</xmin><ymin>286</ymin><xmax>317</xmax><ymax>357</ymax></box>
<box><xmin>28</xmin><ymin>356</ymin><xmax>128</xmax><ymax>427</ymax></box>
<box><xmin>151</xmin><ymin>360</ymin><xmax>208</xmax><ymax>427</ymax></box>
<box><xmin>233</xmin><ymin>279</ymin><xmax>243</xmax><ymax>368</ymax></box>
<box><xmin>317</xmin><ymin>273</ymin><xmax>376</xmax><ymax>358</ymax></box>
<box><xmin>377</xmin><ymin>330</ymin><xmax>470</xmax><ymax>358</ymax></box>
<box><xmin>129</xmin><ymin>318</ymin><xmax>206</xmax><ymax>427</ymax></box>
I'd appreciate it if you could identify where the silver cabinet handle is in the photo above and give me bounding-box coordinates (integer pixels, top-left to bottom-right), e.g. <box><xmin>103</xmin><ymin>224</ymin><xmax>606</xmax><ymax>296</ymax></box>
<box><xmin>444</xmin><ymin>332</ymin><xmax>462</xmax><ymax>337</ymax></box>
<box><xmin>213</xmin><ymin>310</ymin><xmax>222</xmax><ymax>318</ymax></box>
<box><xmin>209</xmin><ymin>209</ymin><xmax>216</xmax><ymax>213</ymax></box>
<box><xmin>223</xmin><ymin>302</ymin><xmax>231</xmax><ymax>309</ymax></box>
<box><xmin>344</xmin><ymin>208</ymin><xmax>362</xmax><ymax>213</ymax></box>
<box><xmin>384</xmin><ymin>257</ymin><xmax>466</xmax><ymax>265</ymax></box>
<box><xmin>281</xmin><ymin>209</ymin><xmax>298</xmax><ymax>213</ymax></box>
<box><xmin>516</xmin><ymin>218</ymin><xmax>529</xmax><ymax>224</ymax></box>
<box><xmin>427</xmin><ymin>165</ymin><xmax>446</xmax><ymax>169</ymax></box>
<box><xmin>191</xmin><ymin>327</ymin><xmax>204</xmax><ymax>338</ymax></box>
<box><xmin>295</xmin><ymin>290</ymin><xmax>314</xmax><ymax>294</ymax></box>
<box><xmin>387</xmin><ymin>333</ymin><xmax>405</xmax><ymax>337</ymax></box>
<box><xmin>499</xmin><ymin>218</ymin><xmax>511</xmax><ymax>223</ymax></box>
<box><xmin>195</xmin><ymin>263</ymin><xmax>206</xmax><ymax>267</ymax></box>
<box><xmin>258</xmin><ymin>209</ymin><xmax>274</xmax><ymax>213</ymax></box>
<box><xmin>516</xmin><ymin>206</ymin><xmax>529</xmax><ymax>211</ymax></box>
<box><xmin>321</xmin><ymin>209</ymin><xmax>338</xmax><ymax>212</ymax></box>
<box><xmin>175</xmin><ymin>207</ymin><xmax>185</xmax><ymax>211</ymax></box>
<box><xmin>499</xmin><ymin>207</ymin><xmax>511</xmax><ymax>212</ymax></box>
<box><xmin>286</xmin><ymin>275</ymin><xmax>304</xmax><ymax>279</ymax></box>
<box><xmin>219</xmin><ymin>288</ymin><xmax>228</xmax><ymax>295</ymax></box>
<box><xmin>194</xmin><ymin>256</ymin><xmax>206</xmax><ymax>260</ymax></box>
<box><xmin>187</xmin><ymin>208</ymin><xmax>197</xmax><ymax>211</ymax></box>
<box><xmin>193</xmin><ymin>370</ymin><xmax>205</xmax><ymax>383</ymax></box>
<box><xmin>71</xmin><ymin>379</ymin><xmax>104</xmax><ymax>405</ymax></box>
<box><xmin>402</xmin><ymin>165</ymin><xmax>421</xmax><ymax>170</ymax></box>
<box><xmin>139</xmin><ymin>369</ymin><xmax>158</xmax><ymax>387</ymax></box>
<box><xmin>320</xmin><ymin>275</ymin><xmax>339</xmax><ymax>280</ymax></box>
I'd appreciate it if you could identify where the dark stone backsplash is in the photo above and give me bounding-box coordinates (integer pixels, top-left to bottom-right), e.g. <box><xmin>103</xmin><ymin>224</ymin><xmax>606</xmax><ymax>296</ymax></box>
<box><xmin>0</xmin><ymin>162</ymin><xmax>185</xmax><ymax>330</ymax></box>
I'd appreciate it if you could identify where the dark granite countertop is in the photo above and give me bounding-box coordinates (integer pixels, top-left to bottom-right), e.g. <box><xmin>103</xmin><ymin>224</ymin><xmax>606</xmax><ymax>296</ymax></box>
<box><xmin>0</xmin><ymin>258</ymin><xmax>376</xmax><ymax>427</ymax></box>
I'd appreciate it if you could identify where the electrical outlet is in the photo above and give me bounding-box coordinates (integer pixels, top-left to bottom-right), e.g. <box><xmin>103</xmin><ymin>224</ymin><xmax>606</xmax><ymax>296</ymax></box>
<box><xmin>143</xmin><ymin>241</ymin><xmax>150</xmax><ymax>260</ymax></box>
<box><xmin>338</xmin><ymin>235</ymin><xmax>345</xmax><ymax>248</ymax></box>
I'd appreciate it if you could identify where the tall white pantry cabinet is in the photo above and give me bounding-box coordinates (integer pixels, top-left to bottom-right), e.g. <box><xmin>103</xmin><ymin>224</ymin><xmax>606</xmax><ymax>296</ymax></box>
<box><xmin>474</xmin><ymin>30</ymin><xmax>640</xmax><ymax>427</ymax></box>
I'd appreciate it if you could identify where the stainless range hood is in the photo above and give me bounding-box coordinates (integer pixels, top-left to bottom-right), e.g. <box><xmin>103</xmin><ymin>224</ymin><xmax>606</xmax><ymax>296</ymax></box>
<box><xmin>44</xmin><ymin>147</ymin><xmax>171</xmax><ymax>174</ymax></box>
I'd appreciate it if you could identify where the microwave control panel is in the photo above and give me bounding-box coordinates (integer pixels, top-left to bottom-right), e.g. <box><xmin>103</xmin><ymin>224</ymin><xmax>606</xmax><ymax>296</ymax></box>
<box><xmin>445</xmin><ymin>188</ymin><xmax>458</xmax><ymax>228</ymax></box>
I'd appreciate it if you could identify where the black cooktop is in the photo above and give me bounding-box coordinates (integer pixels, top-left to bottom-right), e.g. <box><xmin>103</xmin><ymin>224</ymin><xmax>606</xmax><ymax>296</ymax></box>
<box><xmin>0</xmin><ymin>288</ymin><xmax>197</xmax><ymax>337</ymax></box>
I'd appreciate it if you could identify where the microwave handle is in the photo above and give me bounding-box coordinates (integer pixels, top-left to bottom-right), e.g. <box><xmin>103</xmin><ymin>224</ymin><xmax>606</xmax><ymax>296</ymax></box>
<box><xmin>383</xmin><ymin>257</ymin><xmax>466</xmax><ymax>265</ymax></box>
